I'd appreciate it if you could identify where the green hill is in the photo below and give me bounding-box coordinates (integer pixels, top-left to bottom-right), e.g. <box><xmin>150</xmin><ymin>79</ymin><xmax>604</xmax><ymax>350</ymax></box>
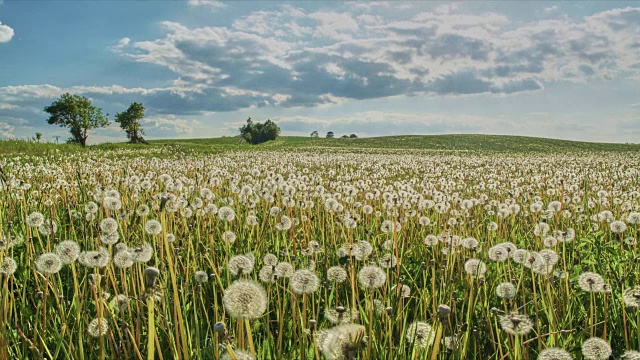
<box><xmin>1</xmin><ymin>134</ymin><xmax>638</xmax><ymax>156</ymax></box>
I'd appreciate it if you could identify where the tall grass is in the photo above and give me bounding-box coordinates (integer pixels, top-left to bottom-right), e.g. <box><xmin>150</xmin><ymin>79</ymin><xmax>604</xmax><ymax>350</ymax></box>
<box><xmin>0</xmin><ymin>148</ymin><xmax>638</xmax><ymax>359</ymax></box>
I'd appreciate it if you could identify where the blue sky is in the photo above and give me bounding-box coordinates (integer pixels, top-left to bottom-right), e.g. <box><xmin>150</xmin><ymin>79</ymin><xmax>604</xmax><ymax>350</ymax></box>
<box><xmin>1</xmin><ymin>1</ymin><xmax>639</xmax><ymax>143</ymax></box>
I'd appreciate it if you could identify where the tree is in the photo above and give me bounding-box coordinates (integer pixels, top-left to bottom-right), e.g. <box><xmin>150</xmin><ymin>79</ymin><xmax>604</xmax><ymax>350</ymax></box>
<box><xmin>349</xmin><ymin>134</ymin><xmax>358</xmax><ymax>138</ymax></box>
<box><xmin>34</xmin><ymin>132</ymin><xmax>42</xmax><ymax>142</ymax></box>
<box><xmin>310</xmin><ymin>131</ymin><xmax>319</xmax><ymax>138</ymax></box>
<box><xmin>115</xmin><ymin>102</ymin><xmax>147</xmax><ymax>143</ymax></box>
<box><xmin>239</xmin><ymin>118</ymin><xmax>280</xmax><ymax>144</ymax></box>
<box><xmin>341</xmin><ymin>135</ymin><xmax>349</xmax><ymax>138</ymax></box>
<box><xmin>326</xmin><ymin>131</ymin><xmax>334</xmax><ymax>138</ymax></box>
<box><xmin>44</xmin><ymin>93</ymin><xmax>109</xmax><ymax>147</ymax></box>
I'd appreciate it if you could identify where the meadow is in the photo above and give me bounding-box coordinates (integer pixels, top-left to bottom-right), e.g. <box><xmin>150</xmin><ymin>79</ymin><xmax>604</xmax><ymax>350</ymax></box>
<box><xmin>0</xmin><ymin>135</ymin><xmax>639</xmax><ymax>360</ymax></box>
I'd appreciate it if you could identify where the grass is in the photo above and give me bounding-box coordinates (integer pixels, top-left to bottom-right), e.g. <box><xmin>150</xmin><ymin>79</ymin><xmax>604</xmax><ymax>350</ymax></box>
<box><xmin>1</xmin><ymin>134</ymin><xmax>638</xmax><ymax>156</ymax></box>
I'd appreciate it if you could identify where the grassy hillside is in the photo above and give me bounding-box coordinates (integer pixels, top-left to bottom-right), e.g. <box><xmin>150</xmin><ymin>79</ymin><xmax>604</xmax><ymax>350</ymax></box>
<box><xmin>0</xmin><ymin>134</ymin><xmax>638</xmax><ymax>156</ymax></box>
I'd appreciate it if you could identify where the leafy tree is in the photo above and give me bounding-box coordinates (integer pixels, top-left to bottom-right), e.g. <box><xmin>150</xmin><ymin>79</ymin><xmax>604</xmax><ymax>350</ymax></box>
<box><xmin>310</xmin><ymin>130</ymin><xmax>319</xmax><ymax>138</ymax></box>
<box><xmin>326</xmin><ymin>131</ymin><xmax>335</xmax><ymax>138</ymax></box>
<box><xmin>341</xmin><ymin>135</ymin><xmax>349</xmax><ymax>138</ymax></box>
<box><xmin>115</xmin><ymin>102</ymin><xmax>147</xmax><ymax>143</ymax></box>
<box><xmin>349</xmin><ymin>134</ymin><xmax>358</xmax><ymax>138</ymax></box>
<box><xmin>34</xmin><ymin>132</ymin><xmax>42</xmax><ymax>142</ymax></box>
<box><xmin>239</xmin><ymin>117</ymin><xmax>254</xmax><ymax>143</ymax></box>
<box><xmin>44</xmin><ymin>93</ymin><xmax>109</xmax><ymax>147</ymax></box>
<box><xmin>239</xmin><ymin>118</ymin><xmax>280</xmax><ymax>144</ymax></box>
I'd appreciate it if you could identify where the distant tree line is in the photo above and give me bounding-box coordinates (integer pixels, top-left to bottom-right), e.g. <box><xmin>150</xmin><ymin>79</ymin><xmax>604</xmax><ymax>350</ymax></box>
<box><xmin>311</xmin><ymin>131</ymin><xmax>357</xmax><ymax>139</ymax></box>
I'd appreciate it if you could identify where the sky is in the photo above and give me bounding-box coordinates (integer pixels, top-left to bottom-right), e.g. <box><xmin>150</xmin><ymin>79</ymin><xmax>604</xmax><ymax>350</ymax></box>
<box><xmin>0</xmin><ymin>0</ymin><xmax>639</xmax><ymax>144</ymax></box>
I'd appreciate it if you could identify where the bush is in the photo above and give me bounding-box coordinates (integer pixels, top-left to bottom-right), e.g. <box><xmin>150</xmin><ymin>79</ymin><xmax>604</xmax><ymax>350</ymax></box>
<box><xmin>239</xmin><ymin>118</ymin><xmax>281</xmax><ymax>144</ymax></box>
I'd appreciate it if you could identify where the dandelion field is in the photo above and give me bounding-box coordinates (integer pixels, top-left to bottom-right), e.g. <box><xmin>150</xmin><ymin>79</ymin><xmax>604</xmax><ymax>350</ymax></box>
<box><xmin>1</xmin><ymin>139</ymin><xmax>640</xmax><ymax>360</ymax></box>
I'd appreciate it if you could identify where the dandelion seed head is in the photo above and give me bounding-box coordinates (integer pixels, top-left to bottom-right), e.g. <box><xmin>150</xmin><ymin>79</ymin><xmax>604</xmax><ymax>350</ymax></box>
<box><xmin>358</xmin><ymin>266</ymin><xmax>386</xmax><ymax>290</ymax></box>
<box><xmin>581</xmin><ymin>337</ymin><xmax>612</xmax><ymax>360</ymax></box>
<box><xmin>223</xmin><ymin>280</ymin><xmax>267</xmax><ymax>320</ymax></box>
<box><xmin>0</xmin><ymin>257</ymin><xmax>17</xmax><ymax>275</ymax></box>
<box><xmin>36</xmin><ymin>253</ymin><xmax>63</xmax><ymax>274</ymax></box>
<box><xmin>327</xmin><ymin>266</ymin><xmax>348</xmax><ymax>283</ymax></box>
<box><xmin>55</xmin><ymin>240</ymin><xmax>80</xmax><ymax>264</ymax></box>
<box><xmin>144</xmin><ymin>220</ymin><xmax>162</xmax><ymax>235</ymax></box>
<box><xmin>498</xmin><ymin>312</ymin><xmax>534</xmax><ymax>336</ymax></box>
<box><xmin>406</xmin><ymin>321</ymin><xmax>435</xmax><ymax>348</ymax></box>
<box><xmin>537</xmin><ymin>348</ymin><xmax>573</xmax><ymax>360</ymax></box>
<box><xmin>290</xmin><ymin>269</ymin><xmax>319</xmax><ymax>294</ymax></box>
<box><xmin>87</xmin><ymin>318</ymin><xmax>109</xmax><ymax>338</ymax></box>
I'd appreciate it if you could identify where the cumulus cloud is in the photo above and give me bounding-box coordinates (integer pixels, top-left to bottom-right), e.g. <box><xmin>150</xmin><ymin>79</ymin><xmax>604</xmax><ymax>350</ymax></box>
<box><xmin>110</xmin><ymin>5</ymin><xmax>640</xmax><ymax>110</ymax></box>
<box><xmin>0</xmin><ymin>21</ymin><xmax>14</xmax><ymax>42</ymax></box>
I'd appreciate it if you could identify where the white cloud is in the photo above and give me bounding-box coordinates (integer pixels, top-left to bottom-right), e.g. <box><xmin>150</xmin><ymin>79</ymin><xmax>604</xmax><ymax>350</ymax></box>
<box><xmin>0</xmin><ymin>122</ymin><xmax>15</xmax><ymax>139</ymax></box>
<box><xmin>0</xmin><ymin>21</ymin><xmax>14</xmax><ymax>43</ymax></box>
<box><xmin>112</xmin><ymin>5</ymin><xmax>640</xmax><ymax>108</ymax></box>
<box><xmin>543</xmin><ymin>5</ymin><xmax>559</xmax><ymax>14</ymax></box>
<box><xmin>187</xmin><ymin>0</ymin><xmax>226</xmax><ymax>9</ymax></box>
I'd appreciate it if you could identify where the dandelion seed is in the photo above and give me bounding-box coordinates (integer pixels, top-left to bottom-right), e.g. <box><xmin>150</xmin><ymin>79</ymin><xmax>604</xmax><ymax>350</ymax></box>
<box><xmin>223</xmin><ymin>280</ymin><xmax>267</xmax><ymax>320</ymax></box>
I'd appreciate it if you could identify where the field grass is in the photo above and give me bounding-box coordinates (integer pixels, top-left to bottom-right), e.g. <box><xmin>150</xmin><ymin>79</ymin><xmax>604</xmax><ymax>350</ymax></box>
<box><xmin>1</xmin><ymin>134</ymin><xmax>638</xmax><ymax>156</ymax></box>
<box><xmin>0</xmin><ymin>134</ymin><xmax>639</xmax><ymax>360</ymax></box>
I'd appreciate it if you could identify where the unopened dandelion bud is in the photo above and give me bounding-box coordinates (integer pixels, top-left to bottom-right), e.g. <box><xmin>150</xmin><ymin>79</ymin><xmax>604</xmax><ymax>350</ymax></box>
<box><xmin>145</xmin><ymin>267</ymin><xmax>160</xmax><ymax>289</ymax></box>
<box><xmin>437</xmin><ymin>304</ymin><xmax>451</xmax><ymax>318</ymax></box>
<box><xmin>213</xmin><ymin>322</ymin><xmax>227</xmax><ymax>334</ymax></box>
<box><xmin>385</xmin><ymin>307</ymin><xmax>393</xmax><ymax>315</ymax></box>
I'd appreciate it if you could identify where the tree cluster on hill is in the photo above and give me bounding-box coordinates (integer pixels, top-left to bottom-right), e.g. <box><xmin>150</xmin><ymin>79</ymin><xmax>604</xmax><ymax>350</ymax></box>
<box><xmin>311</xmin><ymin>131</ymin><xmax>357</xmax><ymax>139</ymax></box>
<box><xmin>44</xmin><ymin>93</ymin><xmax>147</xmax><ymax>146</ymax></box>
<box><xmin>239</xmin><ymin>117</ymin><xmax>281</xmax><ymax>144</ymax></box>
